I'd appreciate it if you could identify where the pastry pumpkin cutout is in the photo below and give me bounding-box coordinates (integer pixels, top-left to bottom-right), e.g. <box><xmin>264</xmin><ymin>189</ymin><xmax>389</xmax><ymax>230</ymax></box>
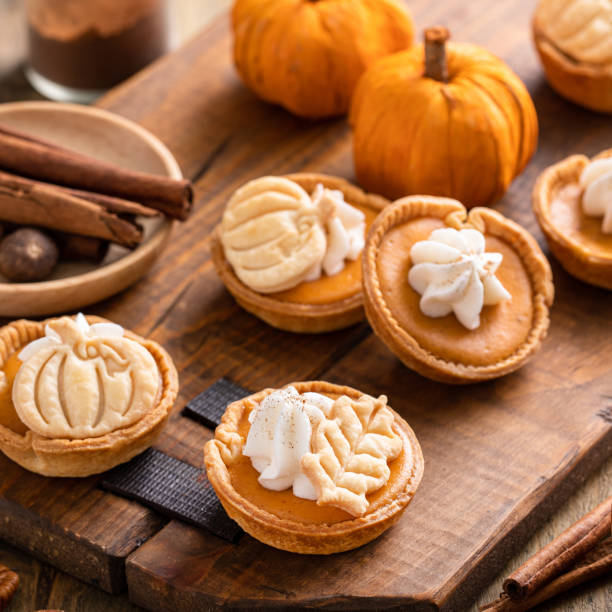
<box><xmin>12</xmin><ymin>313</ymin><xmax>159</xmax><ymax>439</ymax></box>
<box><xmin>221</xmin><ymin>176</ymin><xmax>327</xmax><ymax>293</ymax></box>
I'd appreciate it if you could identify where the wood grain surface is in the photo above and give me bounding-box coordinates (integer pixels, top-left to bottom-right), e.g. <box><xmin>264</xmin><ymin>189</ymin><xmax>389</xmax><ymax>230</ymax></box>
<box><xmin>0</xmin><ymin>0</ymin><xmax>611</xmax><ymax>610</ymax></box>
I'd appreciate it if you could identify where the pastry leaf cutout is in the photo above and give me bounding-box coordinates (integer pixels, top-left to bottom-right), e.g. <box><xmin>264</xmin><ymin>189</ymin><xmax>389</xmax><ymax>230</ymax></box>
<box><xmin>300</xmin><ymin>394</ymin><xmax>402</xmax><ymax>517</ymax></box>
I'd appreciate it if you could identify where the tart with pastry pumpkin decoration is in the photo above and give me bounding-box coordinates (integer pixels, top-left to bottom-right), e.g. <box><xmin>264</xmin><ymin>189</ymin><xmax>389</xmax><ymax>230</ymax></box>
<box><xmin>204</xmin><ymin>381</ymin><xmax>424</xmax><ymax>554</ymax></box>
<box><xmin>0</xmin><ymin>313</ymin><xmax>178</xmax><ymax>477</ymax></box>
<box><xmin>533</xmin><ymin>149</ymin><xmax>612</xmax><ymax>289</ymax></box>
<box><xmin>211</xmin><ymin>173</ymin><xmax>387</xmax><ymax>333</ymax></box>
<box><xmin>350</xmin><ymin>27</ymin><xmax>537</xmax><ymax>207</ymax></box>
<box><xmin>533</xmin><ymin>0</ymin><xmax>612</xmax><ymax>113</ymax></box>
<box><xmin>362</xmin><ymin>197</ymin><xmax>554</xmax><ymax>384</ymax></box>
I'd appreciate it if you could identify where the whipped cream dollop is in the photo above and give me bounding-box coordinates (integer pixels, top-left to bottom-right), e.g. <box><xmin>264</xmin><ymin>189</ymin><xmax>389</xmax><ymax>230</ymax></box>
<box><xmin>243</xmin><ymin>386</ymin><xmax>333</xmax><ymax>499</ymax></box>
<box><xmin>221</xmin><ymin>177</ymin><xmax>366</xmax><ymax>293</ymax></box>
<box><xmin>309</xmin><ymin>184</ymin><xmax>366</xmax><ymax>278</ymax></box>
<box><xmin>18</xmin><ymin>312</ymin><xmax>124</xmax><ymax>362</ymax></box>
<box><xmin>408</xmin><ymin>228</ymin><xmax>511</xmax><ymax>330</ymax></box>
<box><xmin>580</xmin><ymin>158</ymin><xmax>612</xmax><ymax>234</ymax></box>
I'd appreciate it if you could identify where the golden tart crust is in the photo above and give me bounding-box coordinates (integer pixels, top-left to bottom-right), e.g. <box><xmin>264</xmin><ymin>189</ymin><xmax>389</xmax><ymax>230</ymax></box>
<box><xmin>0</xmin><ymin>315</ymin><xmax>178</xmax><ymax>477</ymax></box>
<box><xmin>211</xmin><ymin>173</ymin><xmax>388</xmax><ymax>333</ymax></box>
<box><xmin>533</xmin><ymin>10</ymin><xmax>612</xmax><ymax>113</ymax></box>
<box><xmin>363</xmin><ymin>196</ymin><xmax>554</xmax><ymax>384</ymax></box>
<box><xmin>204</xmin><ymin>381</ymin><xmax>424</xmax><ymax>554</ymax></box>
<box><xmin>533</xmin><ymin>149</ymin><xmax>612</xmax><ymax>289</ymax></box>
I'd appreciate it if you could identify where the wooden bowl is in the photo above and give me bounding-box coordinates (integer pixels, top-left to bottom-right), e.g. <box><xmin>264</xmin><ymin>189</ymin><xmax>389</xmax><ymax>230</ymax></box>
<box><xmin>0</xmin><ymin>101</ymin><xmax>181</xmax><ymax>317</ymax></box>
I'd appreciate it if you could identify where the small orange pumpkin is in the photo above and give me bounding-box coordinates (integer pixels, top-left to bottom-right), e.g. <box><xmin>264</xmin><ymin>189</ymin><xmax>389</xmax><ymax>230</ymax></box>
<box><xmin>232</xmin><ymin>0</ymin><xmax>414</xmax><ymax>119</ymax></box>
<box><xmin>350</xmin><ymin>27</ymin><xmax>538</xmax><ymax>207</ymax></box>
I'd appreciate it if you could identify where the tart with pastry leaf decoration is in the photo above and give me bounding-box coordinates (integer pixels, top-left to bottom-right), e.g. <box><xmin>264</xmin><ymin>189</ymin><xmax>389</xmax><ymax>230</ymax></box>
<box><xmin>211</xmin><ymin>173</ymin><xmax>388</xmax><ymax>333</ymax></box>
<box><xmin>0</xmin><ymin>313</ymin><xmax>178</xmax><ymax>477</ymax></box>
<box><xmin>204</xmin><ymin>381</ymin><xmax>424</xmax><ymax>554</ymax></box>
<box><xmin>533</xmin><ymin>148</ymin><xmax>612</xmax><ymax>289</ymax></box>
<box><xmin>362</xmin><ymin>196</ymin><xmax>554</xmax><ymax>384</ymax></box>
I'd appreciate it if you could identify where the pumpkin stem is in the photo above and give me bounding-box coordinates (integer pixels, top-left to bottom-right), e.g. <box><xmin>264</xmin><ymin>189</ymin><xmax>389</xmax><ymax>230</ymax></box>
<box><xmin>424</xmin><ymin>26</ymin><xmax>450</xmax><ymax>83</ymax></box>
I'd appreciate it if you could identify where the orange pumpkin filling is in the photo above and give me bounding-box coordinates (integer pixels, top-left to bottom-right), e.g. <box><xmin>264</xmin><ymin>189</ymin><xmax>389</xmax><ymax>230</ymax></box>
<box><xmin>377</xmin><ymin>217</ymin><xmax>534</xmax><ymax>366</ymax></box>
<box><xmin>227</xmin><ymin>398</ymin><xmax>407</xmax><ymax>525</ymax></box>
<box><xmin>551</xmin><ymin>183</ymin><xmax>612</xmax><ymax>259</ymax></box>
<box><xmin>0</xmin><ymin>353</ymin><xmax>27</xmax><ymax>436</ymax></box>
<box><xmin>270</xmin><ymin>204</ymin><xmax>378</xmax><ymax>305</ymax></box>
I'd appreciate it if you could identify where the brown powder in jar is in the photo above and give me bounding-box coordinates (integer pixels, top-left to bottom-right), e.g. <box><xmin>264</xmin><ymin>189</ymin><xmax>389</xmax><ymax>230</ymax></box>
<box><xmin>27</xmin><ymin>0</ymin><xmax>169</xmax><ymax>89</ymax></box>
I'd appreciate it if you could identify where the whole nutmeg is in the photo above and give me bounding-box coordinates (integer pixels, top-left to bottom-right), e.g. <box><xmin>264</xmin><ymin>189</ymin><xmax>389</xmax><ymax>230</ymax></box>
<box><xmin>0</xmin><ymin>228</ymin><xmax>59</xmax><ymax>282</ymax></box>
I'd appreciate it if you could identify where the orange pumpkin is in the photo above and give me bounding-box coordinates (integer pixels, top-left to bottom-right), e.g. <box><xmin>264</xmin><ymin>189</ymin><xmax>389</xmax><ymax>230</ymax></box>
<box><xmin>350</xmin><ymin>27</ymin><xmax>538</xmax><ymax>207</ymax></box>
<box><xmin>232</xmin><ymin>0</ymin><xmax>414</xmax><ymax>119</ymax></box>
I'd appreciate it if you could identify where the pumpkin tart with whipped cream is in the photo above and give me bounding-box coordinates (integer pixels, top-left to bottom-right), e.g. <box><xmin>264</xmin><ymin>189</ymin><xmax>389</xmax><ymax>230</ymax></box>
<box><xmin>211</xmin><ymin>173</ymin><xmax>388</xmax><ymax>333</ymax></box>
<box><xmin>204</xmin><ymin>380</ymin><xmax>424</xmax><ymax>554</ymax></box>
<box><xmin>0</xmin><ymin>313</ymin><xmax>178</xmax><ymax>476</ymax></box>
<box><xmin>533</xmin><ymin>149</ymin><xmax>612</xmax><ymax>289</ymax></box>
<box><xmin>362</xmin><ymin>196</ymin><xmax>554</xmax><ymax>383</ymax></box>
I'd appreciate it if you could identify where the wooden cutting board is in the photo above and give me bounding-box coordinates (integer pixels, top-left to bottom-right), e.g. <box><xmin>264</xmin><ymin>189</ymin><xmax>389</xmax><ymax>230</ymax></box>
<box><xmin>1</xmin><ymin>0</ymin><xmax>611</xmax><ymax>609</ymax></box>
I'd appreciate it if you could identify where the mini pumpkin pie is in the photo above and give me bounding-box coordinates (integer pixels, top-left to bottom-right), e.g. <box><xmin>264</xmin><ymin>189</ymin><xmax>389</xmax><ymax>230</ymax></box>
<box><xmin>533</xmin><ymin>149</ymin><xmax>612</xmax><ymax>289</ymax></box>
<box><xmin>362</xmin><ymin>196</ymin><xmax>554</xmax><ymax>384</ymax></box>
<box><xmin>533</xmin><ymin>0</ymin><xmax>612</xmax><ymax>113</ymax></box>
<box><xmin>204</xmin><ymin>381</ymin><xmax>423</xmax><ymax>554</ymax></box>
<box><xmin>211</xmin><ymin>173</ymin><xmax>388</xmax><ymax>333</ymax></box>
<box><xmin>0</xmin><ymin>313</ymin><xmax>178</xmax><ymax>477</ymax></box>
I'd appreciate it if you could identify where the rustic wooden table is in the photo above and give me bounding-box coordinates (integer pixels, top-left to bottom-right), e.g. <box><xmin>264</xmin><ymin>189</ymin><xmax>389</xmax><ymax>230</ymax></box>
<box><xmin>0</xmin><ymin>0</ymin><xmax>610</xmax><ymax>610</ymax></box>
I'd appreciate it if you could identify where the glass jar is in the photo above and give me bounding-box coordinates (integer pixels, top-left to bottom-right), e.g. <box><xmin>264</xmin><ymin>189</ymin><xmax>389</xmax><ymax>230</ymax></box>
<box><xmin>25</xmin><ymin>0</ymin><xmax>170</xmax><ymax>103</ymax></box>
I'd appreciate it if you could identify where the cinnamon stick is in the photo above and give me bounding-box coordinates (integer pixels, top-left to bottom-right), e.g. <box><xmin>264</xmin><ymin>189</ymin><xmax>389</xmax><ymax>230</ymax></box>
<box><xmin>0</xmin><ymin>563</ymin><xmax>19</xmax><ymax>611</ymax></box>
<box><xmin>503</xmin><ymin>496</ymin><xmax>611</xmax><ymax>600</ymax></box>
<box><xmin>480</xmin><ymin>537</ymin><xmax>612</xmax><ymax>612</ymax></box>
<box><xmin>0</xmin><ymin>125</ymin><xmax>193</xmax><ymax>220</ymax></box>
<box><xmin>58</xmin><ymin>234</ymin><xmax>110</xmax><ymax>263</ymax></box>
<box><xmin>64</xmin><ymin>187</ymin><xmax>160</xmax><ymax>218</ymax></box>
<box><xmin>0</xmin><ymin>169</ymin><xmax>159</xmax><ymax>219</ymax></box>
<box><xmin>0</xmin><ymin>171</ymin><xmax>142</xmax><ymax>247</ymax></box>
